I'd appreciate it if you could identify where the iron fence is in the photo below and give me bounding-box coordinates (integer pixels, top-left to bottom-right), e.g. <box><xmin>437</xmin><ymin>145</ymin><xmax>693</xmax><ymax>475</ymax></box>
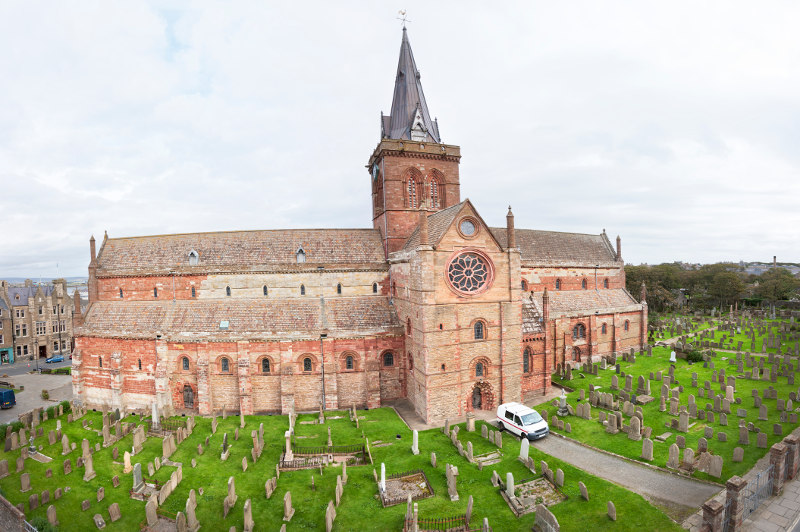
<box><xmin>291</xmin><ymin>442</ymin><xmax>365</xmax><ymax>455</ymax></box>
<box><xmin>742</xmin><ymin>464</ymin><xmax>774</xmax><ymax>520</ymax></box>
<box><xmin>404</xmin><ymin>514</ymin><xmax>468</xmax><ymax>531</ymax></box>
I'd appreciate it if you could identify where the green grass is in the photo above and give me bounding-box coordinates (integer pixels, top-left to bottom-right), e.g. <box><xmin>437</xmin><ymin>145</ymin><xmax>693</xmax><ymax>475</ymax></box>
<box><xmin>548</xmin><ymin>344</ymin><xmax>800</xmax><ymax>482</ymax></box>
<box><xmin>0</xmin><ymin>406</ymin><xmax>681</xmax><ymax>531</ymax></box>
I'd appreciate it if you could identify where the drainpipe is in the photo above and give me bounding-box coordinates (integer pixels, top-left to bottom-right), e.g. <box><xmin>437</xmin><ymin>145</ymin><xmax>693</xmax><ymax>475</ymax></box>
<box><xmin>499</xmin><ymin>302</ymin><xmax>504</xmax><ymax>405</ymax></box>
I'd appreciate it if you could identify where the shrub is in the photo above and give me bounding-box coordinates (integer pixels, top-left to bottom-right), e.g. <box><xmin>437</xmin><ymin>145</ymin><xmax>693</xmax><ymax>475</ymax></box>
<box><xmin>29</xmin><ymin>516</ymin><xmax>58</xmax><ymax>532</ymax></box>
<box><xmin>41</xmin><ymin>389</ymin><xmax>49</xmax><ymax>400</ymax></box>
<box><xmin>685</xmin><ymin>350</ymin><xmax>704</xmax><ymax>363</ymax></box>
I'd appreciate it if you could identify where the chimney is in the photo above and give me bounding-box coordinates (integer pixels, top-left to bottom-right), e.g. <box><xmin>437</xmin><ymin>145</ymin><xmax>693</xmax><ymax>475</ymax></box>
<box><xmin>774</xmin><ymin>256</ymin><xmax>777</xmax><ymax>267</ymax></box>
<box><xmin>90</xmin><ymin>235</ymin><xmax>97</xmax><ymax>264</ymax></box>
<box><xmin>506</xmin><ymin>206</ymin><xmax>516</xmax><ymax>249</ymax></box>
<box><xmin>73</xmin><ymin>290</ymin><xmax>83</xmax><ymax>327</ymax></box>
<box><xmin>616</xmin><ymin>235</ymin><xmax>622</xmax><ymax>261</ymax></box>
<box><xmin>640</xmin><ymin>281</ymin><xmax>647</xmax><ymax>303</ymax></box>
<box><xmin>418</xmin><ymin>208</ymin><xmax>429</xmax><ymax>247</ymax></box>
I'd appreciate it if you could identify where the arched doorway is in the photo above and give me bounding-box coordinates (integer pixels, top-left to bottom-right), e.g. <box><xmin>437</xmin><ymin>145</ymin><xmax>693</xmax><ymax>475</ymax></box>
<box><xmin>183</xmin><ymin>385</ymin><xmax>194</xmax><ymax>409</ymax></box>
<box><xmin>472</xmin><ymin>386</ymin><xmax>482</xmax><ymax>409</ymax></box>
<box><xmin>572</xmin><ymin>346</ymin><xmax>581</xmax><ymax>362</ymax></box>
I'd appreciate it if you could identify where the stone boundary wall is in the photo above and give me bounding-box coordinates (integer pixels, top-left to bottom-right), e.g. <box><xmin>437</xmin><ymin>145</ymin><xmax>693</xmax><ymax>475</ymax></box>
<box><xmin>0</xmin><ymin>493</ymin><xmax>26</xmax><ymax>532</ymax></box>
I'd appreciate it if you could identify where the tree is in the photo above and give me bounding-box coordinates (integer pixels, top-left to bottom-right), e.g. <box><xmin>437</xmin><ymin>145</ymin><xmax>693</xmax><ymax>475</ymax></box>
<box><xmin>754</xmin><ymin>268</ymin><xmax>799</xmax><ymax>302</ymax></box>
<box><xmin>708</xmin><ymin>271</ymin><xmax>744</xmax><ymax>307</ymax></box>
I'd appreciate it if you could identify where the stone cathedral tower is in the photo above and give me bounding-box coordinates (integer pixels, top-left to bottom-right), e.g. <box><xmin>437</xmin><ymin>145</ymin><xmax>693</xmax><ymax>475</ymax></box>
<box><xmin>368</xmin><ymin>27</ymin><xmax>462</xmax><ymax>257</ymax></box>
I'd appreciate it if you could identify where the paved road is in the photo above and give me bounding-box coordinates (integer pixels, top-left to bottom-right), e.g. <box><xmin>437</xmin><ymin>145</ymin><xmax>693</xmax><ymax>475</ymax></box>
<box><xmin>0</xmin><ymin>358</ymin><xmax>71</xmax><ymax>377</ymax></box>
<box><xmin>0</xmin><ymin>373</ymin><xmax>72</xmax><ymax>424</ymax></box>
<box><xmin>532</xmin><ymin>433</ymin><xmax>722</xmax><ymax>517</ymax></box>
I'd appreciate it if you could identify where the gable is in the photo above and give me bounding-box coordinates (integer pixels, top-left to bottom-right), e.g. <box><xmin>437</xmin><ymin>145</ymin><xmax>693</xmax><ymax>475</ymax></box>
<box><xmin>435</xmin><ymin>200</ymin><xmax>504</xmax><ymax>253</ymax></box>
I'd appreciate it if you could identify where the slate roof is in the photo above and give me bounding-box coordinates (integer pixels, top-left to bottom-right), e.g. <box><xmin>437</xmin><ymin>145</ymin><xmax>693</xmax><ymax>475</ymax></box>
<box><xmin>78</xmin><ymin>296</ymin><xmax>402</xmax><ymax>341</ymax></box>
<box><xmin>490</xmin><ymin>228</ymin><xmax>618</xmax><ymax>267</ymax></box>
<box><xmin>96</xmin><ymin>229</ymin><xmax>387</xmax><ymax>276</ymax></box>
<box><xmin>383</xmin><ymin>28</ymin><xmax>441</xmax><ymax>143</ymax></box>
<box><xmin>531</xmin><ymin>289</ymin><xmax>640</xmax><ymax>317</ymax></box>
<box><xmin>401</xmin><ymin>202</ymin><xmax>464</xmax><ymax>251</ymax></box>
<box><xmin>7</xmin><ymin>285</ymin><xmax>55</xmax><ymax>306</ymax></box>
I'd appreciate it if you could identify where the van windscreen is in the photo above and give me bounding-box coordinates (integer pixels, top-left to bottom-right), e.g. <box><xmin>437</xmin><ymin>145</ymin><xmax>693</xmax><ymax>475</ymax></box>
<box><xmin>521</xmin><ymin>412</ymin><xmax>542</xmax><ymax>426</ymax></box>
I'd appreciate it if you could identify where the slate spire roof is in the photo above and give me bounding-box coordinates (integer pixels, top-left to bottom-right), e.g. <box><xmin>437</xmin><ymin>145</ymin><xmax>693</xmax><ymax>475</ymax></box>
<box><xmin>382</xmin><ymin>28</ymin><xmax>441</xmax><ymax>143</ymax></box>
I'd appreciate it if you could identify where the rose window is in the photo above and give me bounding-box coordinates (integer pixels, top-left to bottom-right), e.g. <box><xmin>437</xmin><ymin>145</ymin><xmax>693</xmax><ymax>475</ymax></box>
<box><xmin>447</xmin><ymin>252</ymin><xmax>490</xmax><ymax>293</ymax></box>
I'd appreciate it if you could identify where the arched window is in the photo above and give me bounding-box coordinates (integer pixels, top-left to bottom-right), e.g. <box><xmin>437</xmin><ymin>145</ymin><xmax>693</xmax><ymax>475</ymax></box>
<box><xmin>138</xmin><ymin>359</ymin><xmax>142</xmax><ymax>370</ymax></box>
<box><xmin>119</xmin><ymin>288</ymin><xmax>123</xmax><ymax>298</ymax></box>
<box><xmin>98</xmin><ymin>356</ymin><xmax>103</xmax><ymax>368</ymax></box>
<box><xmin>182</xmin><ymin>357</ymin><xmax>189</xmax><ymax>371</ymax></box>
<box><xmin>523</xmin><ymin>348</ymin><xmax>531</xmax><ymax>373</ymax></box>
<box><xmin>408</xmin><ymin>178</ymin><xmax>419</xmax><ymax>208</ymax></box>
<box><xmin>262</xmin><ymin>358</ymin><xmax>270</xmax><ymax>373</ymax></box>
<box><xmin>521</xmin><ymin>280</ymin><xmax>528</xmax><ymax>291</ymax></box>
<box><xmin>154</xmin><ymin>287</ymin><xmax>158</xmax><ymax>298</ymax></box>
<box><xmin>303</xmin><ymin>357</ymin><xmax>312</xmax><ymax>372</ymax></box>
<box><xmin>220</xmin><ymin>358</ymin><xmax>230</xmax><ymax>373</ymax></box>
<box><xmin>373</xmin><ymin>282</ymin><xmax>378</xmax><ymax>294</ymax></box>
<box><xmin>624</xmin><ymin>320</ymin><xmax>630</xmax><ymax>331</ymax></box>
<box><xmin>601</xmin><ymin>323</ymin><xmax>607</xmax><ymax>334</ymax></box>
<box><xmin>296</xmin><ymin>248</ymin><xmax>306</xmax><ymax>263</ymax></box>
<box><xmin>300</xmin><ymin>284</ymin><xmax>306</xmax><ymax>296</ymax></box>
<box><xmin>191</xmin><ymin>286</ymin><xmax>196</xmax><ymax>298</ymax></box>
<box><xmin>392</xmin><ymin>281</ymin><xmax>397</xmax><ymax>297</ymax></box>
<box><xmin>407</xmin><ymin>318</ymin><xmax>412</xmax><ymax>335</ymax></box>
<box><xmin>476</xmin><ymin>362</ymin><xmax>484</xmax><ymax>377</ymax></box>
<box><xmin>226</xmin><ymin>286</ymin><xmax>231</xmax><ymax>297</ymax></box>
<box><xmin>263</xmin><ymin>286</ymin><xmax>268</xmax><ymax>296</ymax></box>
<box><xmin>555</xmin><ymin>279</ymin><xmax>561</xmax><ymax>290</ymax></box>
<box><xmin>337</xmin><ymin>283</ymin><xmax>342</xmax><ymax>295</ymax></box>
<box><xmin>581</xmin><ymin>278</ymin><xmax>587</xmax><ymax>289</ymax></box>
<box><xmin>383</xmin><ymin>352</ymin><xmax>394</xmax><ymax>367</ymax></box>
<box><xmin>188</xmin><ymin>250</ymin><xmax>199</xmax><ymax>266</ymax></box>
<box><xmin>346</xmin><ymin>355</ymin><xmax>354</xmax><ymax>370</ymax></box>
<box><xmin>573</xmin><ymin>323</ymin><xmax>586</xmax><ymax>339</ymax></box>
<box><xmin>408</xmin><ymin>354</ymin><xmax>414</xmax><ymax>371</ymax></box>
<box><xmin>429</xmin><ymin>177</ymin><xmax>439</xmax><ymax>208</ymax></box>
<box><xmin>603</xmin><ymin>278</ymin><xmax>609</xmax><ymax>289</ymax></box>
<box><xmin>474</xmin><ymin>321</ymin><xmax>485</xmax><ymax>340</ymax></box>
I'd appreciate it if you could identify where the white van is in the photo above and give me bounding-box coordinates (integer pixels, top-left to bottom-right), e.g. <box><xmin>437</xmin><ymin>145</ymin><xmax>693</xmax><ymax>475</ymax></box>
<box><xmin>496</xmin><ymin>402</ymin><xmax>549</xmax><ymax>440</ymax></box>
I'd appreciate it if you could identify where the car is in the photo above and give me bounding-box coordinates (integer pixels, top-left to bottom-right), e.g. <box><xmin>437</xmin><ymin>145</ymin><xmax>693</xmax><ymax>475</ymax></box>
<box><xmin>45</xmin><ymin>355</ymin><xmax>64</xmax><ymax>364</ymax></box>
<box><xmin>496</xmin><ymin>402</ymin><xmax>549</xmax><ymax>440</ymax></box>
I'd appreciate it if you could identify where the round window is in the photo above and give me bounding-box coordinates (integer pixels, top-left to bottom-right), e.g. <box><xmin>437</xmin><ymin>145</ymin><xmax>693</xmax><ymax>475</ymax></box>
<box><xmin>459</xmin><ymin>219</ymin><xmax>476</xmax><ymax>236</ymax></box>
<box><xmin>447</xmin><ymin>251</ymin><xmax>493</xmax><ymax>294</ymax></box>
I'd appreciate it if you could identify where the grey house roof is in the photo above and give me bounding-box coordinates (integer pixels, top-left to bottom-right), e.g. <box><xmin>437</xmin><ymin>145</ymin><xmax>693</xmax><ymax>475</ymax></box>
<box><xmin>7</xmin><ymin>285</ymin><xmax>54</xmax><ymax>306</ymax></box>
<box><xmin>382</xmin><ymin>28</ymin><xmax>441</xmax><ymax>143</ymax></box>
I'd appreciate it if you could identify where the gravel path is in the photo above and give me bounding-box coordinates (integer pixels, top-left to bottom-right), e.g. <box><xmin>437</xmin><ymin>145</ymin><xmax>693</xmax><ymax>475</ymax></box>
<box><xmin>532</xmin><ymin>434</ymin><xmax>722</xmax><ymax>514</ymax></box>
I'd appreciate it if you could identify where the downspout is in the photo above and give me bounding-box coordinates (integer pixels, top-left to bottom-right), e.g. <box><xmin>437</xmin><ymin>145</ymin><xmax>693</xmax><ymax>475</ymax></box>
<box><xmin>499</xmin><ymin>302</ymin><xmax>504</xmax><ymax>405</ymax></box>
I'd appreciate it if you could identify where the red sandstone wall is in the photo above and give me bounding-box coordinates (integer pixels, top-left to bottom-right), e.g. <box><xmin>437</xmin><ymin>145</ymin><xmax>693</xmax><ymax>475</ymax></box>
<box><xmin>96</xmin><ymin>275</ymin><xmax>208</xmax><ymax>301</ymax></box>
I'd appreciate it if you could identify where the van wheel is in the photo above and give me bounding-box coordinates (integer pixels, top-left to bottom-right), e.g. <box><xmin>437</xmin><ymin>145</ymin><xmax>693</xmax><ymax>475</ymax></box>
<box><xmin>497</xmin><ymin>423</ymin><xmax>504</xmax><ymax>432</ymax></box>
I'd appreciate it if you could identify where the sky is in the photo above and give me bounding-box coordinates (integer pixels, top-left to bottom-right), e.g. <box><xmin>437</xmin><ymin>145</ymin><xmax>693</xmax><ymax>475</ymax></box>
<box><xmin>1</xmin><ymin>1</ymin><xmax>799</xmax><ymax>279</ymax></box>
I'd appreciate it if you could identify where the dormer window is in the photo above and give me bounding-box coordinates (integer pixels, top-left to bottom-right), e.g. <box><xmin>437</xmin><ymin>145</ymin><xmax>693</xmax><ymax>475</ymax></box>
<box><xmin>296</xmin><ymin>247</ymin><xmax>306</xmax><ymax>263</ymax></box>
<box><xmin>188</xmin><ymin>250</ymin><xmax>199</xmax><ymax>266</ymax></box>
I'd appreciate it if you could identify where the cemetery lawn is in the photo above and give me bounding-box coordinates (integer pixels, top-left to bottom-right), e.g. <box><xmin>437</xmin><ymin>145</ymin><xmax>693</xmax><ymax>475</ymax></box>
<box><xmin>548</xmin><ymin>345</ymin><xmax>800</xmax><ymax>483</ymax></box>
<box><xmin>698</xmin><ymin>318</ymin><xmax>798</xmax><ymax>355</ymax></box>
<box><xmin>0</xmin><ymin>406</ymin><xmax>681</xmax><ymax>531</ymax></box>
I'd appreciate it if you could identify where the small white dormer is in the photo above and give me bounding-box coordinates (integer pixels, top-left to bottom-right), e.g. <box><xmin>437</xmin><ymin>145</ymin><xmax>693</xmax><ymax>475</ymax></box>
<box><xmin>410</xmin><ymin>107</ymin><xmax>427</xmax><ymax>141</ymax></box>
<box><xmin>296</xmin><ymin>247</ymin><xmax>306</xmax><ymax>264</ymax></box>
<box><xmin>188</xmin><ymin>250</ymin><xmax>199</xmax><ymax>266</ymax></box>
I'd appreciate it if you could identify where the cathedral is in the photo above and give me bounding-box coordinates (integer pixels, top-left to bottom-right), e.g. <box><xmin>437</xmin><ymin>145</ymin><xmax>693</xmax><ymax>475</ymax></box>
<box><xmin>72</xmin><ymin>29</ymin><xmax>647</xmax><ymax>423</ymax></box>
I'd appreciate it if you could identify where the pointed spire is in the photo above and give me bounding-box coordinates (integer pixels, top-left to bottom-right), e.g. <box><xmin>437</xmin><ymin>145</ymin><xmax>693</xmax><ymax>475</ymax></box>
<box><xmin>640</xmin><ymin>281</ymin><xmax>647</xmax><ymax>303</ymax></box>
<box><xmin>90</xmin><ymin>235</ymin><xmax>97</xmax><ymax>264</ymax></box>
<box><xmin>384</xmin><ymin>28</ymin><xmax>441</xmax><ymax>143</ymax></box>
<box><xmin>506</xmin><ymin>206</ymin><xmax>516</xmax><ymax>249</ymax></box>
<box><xmin>616</xmin><ymin>235</ymin><xmax>622</xmax><ymax>261</ymax></box>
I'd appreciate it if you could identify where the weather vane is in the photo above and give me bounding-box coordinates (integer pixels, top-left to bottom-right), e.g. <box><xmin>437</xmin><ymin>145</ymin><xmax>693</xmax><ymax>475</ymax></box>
<box><xmin>397</xmin><ymin>10</ymin><xmax>411</xmax><ymax>28</ymax></box>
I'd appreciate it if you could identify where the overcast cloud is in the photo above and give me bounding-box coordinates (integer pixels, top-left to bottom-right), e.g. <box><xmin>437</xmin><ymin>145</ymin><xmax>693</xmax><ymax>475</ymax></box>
<box><xmin>1</xmin><ymin>1</ymin><xmax>798</xmax><ymax>278</ymax></box>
